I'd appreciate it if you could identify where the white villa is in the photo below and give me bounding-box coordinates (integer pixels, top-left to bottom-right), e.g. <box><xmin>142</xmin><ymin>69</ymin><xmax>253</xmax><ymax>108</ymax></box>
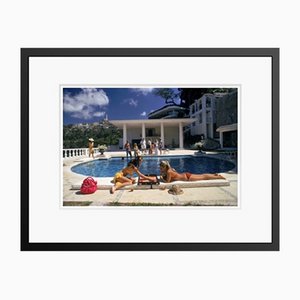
<box><xmin>188</xmin><ymin>93</ymin><xmax>223</xmax><ymax>139</ymax></box>
<box><xmin>110</xmin><ymin>118</ymin><xmax>194</xmax><ymax>149</ymax></box>
<box><xmin>109</xmin><ymin>91</ymin><xmax>237</xmax><ymax>150</ymax></box>
<box><xmin>216</xmin><ymin>123</ymin><xmax>238</xmax><ymax>149</ymax></box>
<box><xmin>187</xmin><ymin>92</ymin><xmax>237</xmax><ymax>148</ymax></box>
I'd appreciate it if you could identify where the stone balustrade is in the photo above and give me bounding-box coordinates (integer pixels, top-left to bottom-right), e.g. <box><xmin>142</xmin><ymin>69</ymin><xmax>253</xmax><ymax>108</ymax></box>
<box><xmin>63</xmin><ymin>148</ymin><xmax>99</xmax><ymax>159</ymax></box>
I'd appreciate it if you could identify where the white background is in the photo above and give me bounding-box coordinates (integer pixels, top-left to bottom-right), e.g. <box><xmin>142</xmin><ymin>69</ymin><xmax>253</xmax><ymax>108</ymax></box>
<box><xmin>0</xmin><ymin>1</ymin><xmax>296</xmax><ymax>299</ymax></box>
<box><xmin>29</xmin><ymin>57</ymin><xmax>271</xmax><ymax>243</ymax></box>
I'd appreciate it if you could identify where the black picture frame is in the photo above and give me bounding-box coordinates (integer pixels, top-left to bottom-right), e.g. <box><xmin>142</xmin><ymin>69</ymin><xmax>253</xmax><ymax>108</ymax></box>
<box><xmin>21</xmin><ymin>48</ymin><xmax>279</xmax><ymax>251</ymax></box>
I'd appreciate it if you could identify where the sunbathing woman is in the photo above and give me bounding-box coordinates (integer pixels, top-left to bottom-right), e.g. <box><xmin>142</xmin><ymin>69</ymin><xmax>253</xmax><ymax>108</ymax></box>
<box><xmin>159</xmin><ymin>160</ymin><xmax>225</xmax><ymax>183</ymax></box>
<box><xmin>110</xmin><ymin>161</ymin><xmax>155</xmax><ymax>194</ymax></box>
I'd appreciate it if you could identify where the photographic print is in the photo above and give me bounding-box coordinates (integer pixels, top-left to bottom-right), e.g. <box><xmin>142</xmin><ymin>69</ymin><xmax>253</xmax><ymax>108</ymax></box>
<box><xmin>63</xmin><ymin>87</ymin><xmax>238</xmax><ymax>207</ymax></box>
<box><xmin>21</xmin><ymin>48</ymin><xmax>279</xmax><ymax>251</ymax></box>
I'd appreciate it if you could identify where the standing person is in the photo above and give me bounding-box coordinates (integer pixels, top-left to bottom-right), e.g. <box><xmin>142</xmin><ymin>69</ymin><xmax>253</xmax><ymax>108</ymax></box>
<box><xmin>154</xmin><ymin>139</ymin><xmax>159</xmax><ymax>155</ymax></box>
<box><xmin>133</xmin><ymin>143</ymin><xmax>139</xmax><ymax>159</ymax></box>
<box><xmin>148</xmin><ymin>139</ymin><xmax>152</xmax><ymax>154</ymax></box>
<box><xmin>131</xmin><ymin>156</ymin><xmax>143</xmax><ymax>168</ymax></box>
<box><xmin>158</xmin><ymin>139</ymin><xmax>163</xmax><ymax>155</ymax></box>
<box><xmin>159</xmin><ymin>160</ymin><xmax>225</xmax><ymax>182</ymax></box>
<box><xmin>149</xmin><ymin>142</ymin><xmax>154</xmax><ymax>155</ymax></box>
<box><xmin>140</xmin><ymin>138</ymin><xmax>146</xmax><ymax>154</ymax></box>
<box><xmin>124</xmin><ymin>140</ymin><xmax>132</xmax><ymax>159</ymax></box>
<box><xmin>88</xmin><ymin>138</ymin><xmax>95</xmax><ymax>159</ymax></box>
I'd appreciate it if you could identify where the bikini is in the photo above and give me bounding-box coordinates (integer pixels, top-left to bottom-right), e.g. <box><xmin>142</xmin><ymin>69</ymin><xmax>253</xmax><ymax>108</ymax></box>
<box><xmin>114</xmin><ymin>168</ymin><xmax>134</xmax><ymax>183</ymax></box>
<box><xmin>185</xmin><ymin>172</ymin><xmax>192</xmax><ymax>180</ymax></box>
<box><xmin>113</xmin><ymin>171</ymin><xmax>123</xmax><ymax>183</ymax></box>
<box><xmin>172</xmin><ymin>172</ymin><xmax>192</xmax><ymax>181</ymax></box>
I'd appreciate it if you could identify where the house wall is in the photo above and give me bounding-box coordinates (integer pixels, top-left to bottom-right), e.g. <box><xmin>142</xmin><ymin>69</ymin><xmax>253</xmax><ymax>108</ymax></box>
<box><xmin>164</xmin><ymin>127</ymin><xmax>179</xmax><ymax>148</ymax></box>
<box><xmin>126</xmin><ymin>127</ymin><xmax>142</xmax><ymax>142</ymax></box>
<box><xmin>189</xmin><ymin>94</ymin><xmax>216</xmax><ymax>139</ymax></box>
<box><xmin>124</xmin><ymin>126</ymin><xmax>180</xmax><ymax>148</ymax></box>
<box><xmin>216</xmin><ymin>91</ymin><xmax>238</xmax><ymax>127</ymax></box>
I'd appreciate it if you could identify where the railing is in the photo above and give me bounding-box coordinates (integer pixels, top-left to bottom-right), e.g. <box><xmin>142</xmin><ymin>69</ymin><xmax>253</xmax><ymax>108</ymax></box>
<box><xmin>63</xmin><ymin>148</ymin><xmax>100</xmax><ymax>159</ymax></box>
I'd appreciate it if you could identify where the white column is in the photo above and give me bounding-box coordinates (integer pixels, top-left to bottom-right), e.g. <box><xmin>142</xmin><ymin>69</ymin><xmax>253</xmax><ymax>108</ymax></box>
<box><xmin>160</xmin><ymin>122</ymin><xmax>165</xmax><ymax>147</ymax></box>
<box><xmin>142</xmin><ymin>123</ymin><xmax>146</xmax><ymax>139</ymax></box>
<box><xmin>209</xmin><ymin>110</ymin><xmax>214</xmax><ymax>138</ymax></box>
<box><xmin>123</xmin><ymin>123</ymin><xmax>127</xmax><ymax>148</ymax></box>
<box><xmin>179</xmin><ymin>122</ymin><xmax>183</xmax><ymax>149</ymax></box>
<box><xmin>203</xmin><ymin>97</ymin><xmax>207</xmax><ymax>138</ymax></box>
<box><xmin>220</xmin><ymin>131</ymin><xmax>223</xmax><ymax>149</ymax></box>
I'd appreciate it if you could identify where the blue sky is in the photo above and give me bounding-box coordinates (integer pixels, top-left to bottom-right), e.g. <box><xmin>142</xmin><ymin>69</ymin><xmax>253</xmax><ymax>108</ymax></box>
<box><xmin>63</xmin><ymin>87</ymin><xmax>180</xmax><ymax>124</ymax></box>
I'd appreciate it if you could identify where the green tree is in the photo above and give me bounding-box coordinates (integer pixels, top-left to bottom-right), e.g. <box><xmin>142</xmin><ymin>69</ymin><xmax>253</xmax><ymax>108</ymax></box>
<box><xmin>178</xmin><ymin>88</ymin><xmax>236</xmax><ymax>108</ymax></box>
<box><xmin>63</xmin><ymin>120</ymin><xmax>121</xmax><ymax>148</ymax></box>
<box><xmin>154</xmin><ymin>88</ymin><xmax>179</xmax><ymax>104</ymax></box>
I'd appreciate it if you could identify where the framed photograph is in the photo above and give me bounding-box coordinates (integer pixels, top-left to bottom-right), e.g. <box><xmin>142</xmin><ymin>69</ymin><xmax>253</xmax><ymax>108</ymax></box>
<box><xmin>21</xmin><ymin>48</ymin><xmax>279</xmax><ymax>251</ymax></box>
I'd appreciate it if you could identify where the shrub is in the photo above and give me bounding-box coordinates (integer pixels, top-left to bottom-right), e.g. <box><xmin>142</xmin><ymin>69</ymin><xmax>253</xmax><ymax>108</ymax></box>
<box><xmin>193</xmin><ymin>138</ymin><xmax>220</xmax><ymax>151</ymax></box>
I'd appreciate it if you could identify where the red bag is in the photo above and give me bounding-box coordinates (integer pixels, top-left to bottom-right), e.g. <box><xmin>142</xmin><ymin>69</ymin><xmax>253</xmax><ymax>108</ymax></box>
<box><xmin>80</xmin><ymin>177</ymin><xmax>98</xmax><ymax>194</ymax></box>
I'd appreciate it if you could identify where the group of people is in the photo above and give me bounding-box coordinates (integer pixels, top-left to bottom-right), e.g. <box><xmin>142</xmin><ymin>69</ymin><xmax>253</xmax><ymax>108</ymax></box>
<box><xmin>89</xmin><ymin>138</ymin><xmax>164</xmax><ymax>160</ymax></box>
<box><xmin>124</xmin><ymin>138</ymin><xmax>164</xmax><ymax>158</ymax></box>
<box><xmin>110</xmin><ymin>158</ymin><xmax>225</xmax><ymax>194</ymax></box>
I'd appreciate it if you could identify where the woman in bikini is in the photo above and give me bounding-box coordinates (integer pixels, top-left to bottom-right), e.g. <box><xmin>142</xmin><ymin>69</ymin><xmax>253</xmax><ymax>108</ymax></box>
<box><xmin>159</xmin><ymin>160</ymin><xmax>225</xmax><ymax>183</ymax></box>
<box><xmin>110</xmin><ymin>161</ymin><xmax>155</xmax><ymax>194</ymax></box>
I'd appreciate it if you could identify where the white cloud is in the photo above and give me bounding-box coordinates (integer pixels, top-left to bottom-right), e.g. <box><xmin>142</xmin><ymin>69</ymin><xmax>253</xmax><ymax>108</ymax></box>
<box><xmin>71</xmin><ymin>106</ymin><xmax>95</xmax><ymax>120</ymax></box>
<box><xmin>132</xmin><ymin>88</ymin><xmax>154</xmax><ymax>95</ymax></box>
<box><xmin>123</xmin><ymin>98</ymin><xmax>138</xmax><ymax>107</ymax></box>
<box><xmin>140</xmin><ymin>111</ymin><xmax>147</xmax><ymax>117</ymax></box>
<box><xmin>93</xmin><ymin>111</ymin><xmax>106</xmax><ymax>117</ymax></box>
<box><xmin>129</xmin><ymin>99</ymin><xmax>138</xmax><ymax>107</ymax></box>
<box><xmin>63</xmin><ymin>88</ymin><xmax>109</xmax><ymax>119</ymax></box>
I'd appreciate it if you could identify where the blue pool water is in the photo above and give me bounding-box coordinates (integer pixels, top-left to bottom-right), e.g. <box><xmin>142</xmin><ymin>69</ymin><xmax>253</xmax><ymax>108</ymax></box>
<box><xmin>71</xmin><ymin>156</ymin><xmax>235</xmax><ymax>177</ymax></box>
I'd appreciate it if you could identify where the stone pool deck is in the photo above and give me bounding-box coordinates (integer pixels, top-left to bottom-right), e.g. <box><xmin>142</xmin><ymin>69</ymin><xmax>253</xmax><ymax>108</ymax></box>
<box><xmin>63</xmin><ymin>150</ymin><xmax>238</xmax><ymax>206</ymax></box>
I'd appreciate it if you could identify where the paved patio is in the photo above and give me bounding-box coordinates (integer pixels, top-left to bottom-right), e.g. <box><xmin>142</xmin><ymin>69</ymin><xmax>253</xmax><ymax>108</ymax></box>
<box><xmin>63</xmin><ymin>150</ymin><xmax>238</xmax><ymax>206</ymax></box>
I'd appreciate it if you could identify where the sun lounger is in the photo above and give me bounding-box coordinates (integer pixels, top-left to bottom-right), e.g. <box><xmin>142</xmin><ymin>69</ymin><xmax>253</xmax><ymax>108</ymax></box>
<box><xmin>71</xmin><ymin>177</ymin><xmax>229</xmax><ymax>191</ymax></box>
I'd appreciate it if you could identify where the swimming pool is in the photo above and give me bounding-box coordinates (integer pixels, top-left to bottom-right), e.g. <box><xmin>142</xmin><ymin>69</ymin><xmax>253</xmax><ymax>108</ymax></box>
<box><xmin>71</xmin><ymin>155</ymin><xmax>235</xmax><ymax>177</ymax></box>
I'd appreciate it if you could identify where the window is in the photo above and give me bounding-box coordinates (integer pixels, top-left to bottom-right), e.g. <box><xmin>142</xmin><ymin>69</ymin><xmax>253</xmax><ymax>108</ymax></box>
<box><xmin>213</xmin><ymin>123</ymin><xmax>219</xmax><ymax>138</ymax></box>
<box><xmin>206</xmin><ymin>97</ymin><xmax>211</xmax><ymax>108</ymax></box>
<box><xmin>206</xmin><ymin>111</ymin><xmax>211</xmax><ymax>123</ymax></box>
<box><xmin>191</xmin><ymin>105</ymin><xmax>195</xmax><ymax>114</ymax></box>
<box><xmin>146</xmin><ymin>128</ymin><xmax>155</xmax><ymax>136</ymax></box>
<box><xmin>199</xmin><ymin>112</ymin><xmax>202</xmax><ymax>123</ymax></box>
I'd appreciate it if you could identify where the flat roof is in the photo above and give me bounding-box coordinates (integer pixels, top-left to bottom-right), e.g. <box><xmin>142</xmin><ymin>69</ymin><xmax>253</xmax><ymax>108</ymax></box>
<box><xmin>148</xmin><ymin>104</ymin><xmax>187</xmax><ymax>117</ymax></box>
<box><xmin>110</xmin><ymin>118</ymin><xmax>194</xmax><ymax>128</ymax></box>
<box><xmin>216</xmin><ymin>123</ymin><xmax>238</xmax><ymax>132</ymax></box>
